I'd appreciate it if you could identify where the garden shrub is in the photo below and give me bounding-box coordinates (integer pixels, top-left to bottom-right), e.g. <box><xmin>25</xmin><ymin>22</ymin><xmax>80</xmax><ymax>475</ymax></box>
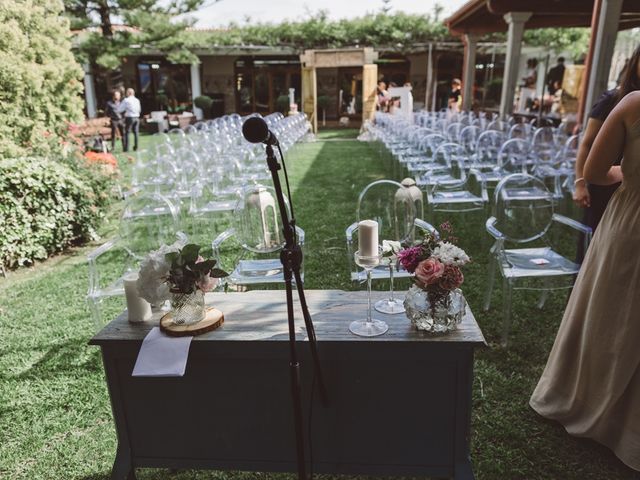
<box><xmin>0</xmin><ymin>0</ymin><xmax>84</xmax><ymax>159</ymax></box>
<box><xmin>0</xmin><ymin>157</ymin><xmax>107</xmax><ymax>268</ymax></box>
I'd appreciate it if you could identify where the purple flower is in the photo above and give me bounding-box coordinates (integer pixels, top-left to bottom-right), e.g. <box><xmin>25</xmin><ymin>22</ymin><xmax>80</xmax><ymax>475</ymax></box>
<box><xmin>398</xmin><ymin>246</ymin><xmax>423</xmax><ymax>273</ymax></box>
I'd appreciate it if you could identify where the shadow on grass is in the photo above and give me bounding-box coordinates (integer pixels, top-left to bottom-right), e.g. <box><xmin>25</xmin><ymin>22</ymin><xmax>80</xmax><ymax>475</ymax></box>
<box><xmin>13</xmin><ymin>338</ymin><xmax>103</xmax><ymax>381</ymax></box>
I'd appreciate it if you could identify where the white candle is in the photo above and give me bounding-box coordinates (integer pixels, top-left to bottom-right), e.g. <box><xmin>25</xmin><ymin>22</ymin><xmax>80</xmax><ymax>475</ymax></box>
<box><xmin>123</xmin><ymin>273</ymin><xmax>152</xmax><ymax>323</ymax></box>
<box><xmin>358</xmin><ymin>220</ymin><xmax>379</xmax><ymax>257</ymax></box>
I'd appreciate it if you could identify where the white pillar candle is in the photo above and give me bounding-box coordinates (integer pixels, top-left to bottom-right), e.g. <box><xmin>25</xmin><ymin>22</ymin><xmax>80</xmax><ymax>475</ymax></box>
<box><xmin>123</xmin><ymin>273</ymin><xmax>152</xmax><ymax>323</ymax></box>
<box><xmin>358</xmin><ymin>219</ymin><xmax>379</xmax><ymax>257</ymax></box>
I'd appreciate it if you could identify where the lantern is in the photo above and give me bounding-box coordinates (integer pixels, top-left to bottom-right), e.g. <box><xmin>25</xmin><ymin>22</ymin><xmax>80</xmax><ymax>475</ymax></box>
<box><xmin>395</xmin><ymin>177</ymin><xmax>424</xmax><ymax>224</ymax></box>
<box><xmin>236</xmin><ymin>185</ymin><xmax>283</xmax><ymax>253</ymax></box>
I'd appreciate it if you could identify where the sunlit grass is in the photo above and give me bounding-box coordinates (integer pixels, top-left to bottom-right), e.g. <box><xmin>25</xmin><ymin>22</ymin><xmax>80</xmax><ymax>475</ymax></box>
<box><xmin>0</xmin><ymin>130</ymin><xmax>634</xmax><ymax>479</ymax></box>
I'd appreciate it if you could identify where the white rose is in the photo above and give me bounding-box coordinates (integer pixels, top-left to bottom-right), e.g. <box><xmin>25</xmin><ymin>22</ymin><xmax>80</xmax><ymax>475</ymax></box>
<box><xmin>382</xmin><ymin>240</ymin><xmax>402</xmax><ymax>255</ymax></box>
<box><xmin>136</xmin><ymin>243</ymin><xmax>180</xmax><ymax>305</ymax></box>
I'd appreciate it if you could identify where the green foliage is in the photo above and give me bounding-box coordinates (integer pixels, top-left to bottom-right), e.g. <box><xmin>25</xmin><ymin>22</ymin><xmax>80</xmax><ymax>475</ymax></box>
<box><xmin>186</xmin><ymin>11</ymin><xmax>451</xmax><ymax>52</ymax></box>
<box><xmin>166</xmin><ymin>243</ymin><xmax>228</xmax><ymax>294</ymax></box>
<box><xmin>0</xmin><ymin>157</ymin><xmax>104</xmax><ymax>268</ymax></box>
<box><xmin>317</xmin><ymin>95</ymin><xmax>331</xmax><ymax>110</ymax></box>
<box><xmin>194</xmin><ymin>95</ymin><xmax>213</xmax><ymax>111</ymax></box>
<box><xmin>522</xmin><ymin>28</ymin><xmax>590</xmax><ymax>60</ymax></box>
<box><xmin>0</xmin><ymin>0</ymin><xmax>84</xmax><ymax>159</ymax></box>
<box><xmin>67</xmin><ymin>0</ymin><xmax>212</xmax><ymax>70</ymax></box>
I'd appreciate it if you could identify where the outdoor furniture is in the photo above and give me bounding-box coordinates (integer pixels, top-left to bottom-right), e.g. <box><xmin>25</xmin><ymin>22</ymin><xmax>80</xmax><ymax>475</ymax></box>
<box><xmin>90</xmin><ymin>289</ymin><xmax>485</xmax><ymax>480</ymax></box>
<box><xmin>484</xmin><ymin>174</ymin><xmax>591</xmax><ymax>345</ymax></box>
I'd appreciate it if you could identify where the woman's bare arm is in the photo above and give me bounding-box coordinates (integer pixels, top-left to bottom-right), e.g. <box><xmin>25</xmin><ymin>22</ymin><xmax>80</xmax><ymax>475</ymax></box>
<box><xmin>583</xmin><ymin>93</ymin><xmax>638</xmax><ymax>185</ymax></box>
<box><xmin>573</xmin><ymin>118</ymin><xmax>603</xmax><ymax>207</ymax></box>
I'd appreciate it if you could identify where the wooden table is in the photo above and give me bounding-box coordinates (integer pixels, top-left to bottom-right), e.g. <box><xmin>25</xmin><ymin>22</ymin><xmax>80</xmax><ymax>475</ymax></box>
<box><xmin>90</xmin><ymin>290</ymin><xmax>486</xmax><ymax>480</ymax></box>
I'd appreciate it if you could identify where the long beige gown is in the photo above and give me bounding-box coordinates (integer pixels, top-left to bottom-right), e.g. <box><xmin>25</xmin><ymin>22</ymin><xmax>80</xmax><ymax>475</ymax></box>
<box><xmin>530</xmin><ymin>117</ymin><xmax>640</xmax><ymax>471</ymax></box>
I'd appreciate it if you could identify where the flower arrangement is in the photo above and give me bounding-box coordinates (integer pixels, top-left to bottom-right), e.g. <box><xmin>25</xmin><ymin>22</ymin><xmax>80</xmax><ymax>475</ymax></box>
<box><xmin>137</xmin><ymin>242</ymin><xmax>228</xmax><ymax>306</ymax></box>
<box><xmin>399</xmin><ymin>222</ymin><xmax>470</xmax><ymax>330</ymax></box>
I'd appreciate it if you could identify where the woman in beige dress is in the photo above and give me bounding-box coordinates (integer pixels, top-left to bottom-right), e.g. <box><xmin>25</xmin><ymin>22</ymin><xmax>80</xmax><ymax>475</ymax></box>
<box><xmin>530</xmin><ymin>90</ymin><xmax>640</xmax><ymax>471</ymax></box>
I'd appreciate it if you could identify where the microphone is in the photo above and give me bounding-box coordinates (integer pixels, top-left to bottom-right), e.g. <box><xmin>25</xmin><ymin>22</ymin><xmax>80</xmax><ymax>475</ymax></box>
<box><xmin>242</xmin><ymin>117</ymin><xmax>279</xmax><ymax>146</ymax></box>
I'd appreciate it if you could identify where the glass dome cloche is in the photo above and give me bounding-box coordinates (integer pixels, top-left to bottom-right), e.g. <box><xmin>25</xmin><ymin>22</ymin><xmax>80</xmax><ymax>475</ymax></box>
<box><xmin>235</xmin><ymin>184</ymin><xmax>289</xmax><ymax>254</ymax></box>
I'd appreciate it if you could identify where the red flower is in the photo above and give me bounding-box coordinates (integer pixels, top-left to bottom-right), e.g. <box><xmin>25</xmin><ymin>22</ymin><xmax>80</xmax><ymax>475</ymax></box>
<box><xmin>439</xmin><ymin>265</ymin><xmax>464</xmax><ymax>290</ymax></box>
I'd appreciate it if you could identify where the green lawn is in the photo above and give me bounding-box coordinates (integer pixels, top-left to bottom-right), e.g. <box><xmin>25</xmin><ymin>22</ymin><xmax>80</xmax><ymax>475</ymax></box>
<box><xmin>0</xmin><ymin>130</ymin><xmax>635</xmax><ymax>479</ymax></box>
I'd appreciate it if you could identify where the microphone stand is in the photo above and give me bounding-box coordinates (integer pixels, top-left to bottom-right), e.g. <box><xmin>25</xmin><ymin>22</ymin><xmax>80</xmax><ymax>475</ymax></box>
<box><xmin>264</xmin><ymin>143</ymin><xmax>328</xmax><ymax>480</ymax></box>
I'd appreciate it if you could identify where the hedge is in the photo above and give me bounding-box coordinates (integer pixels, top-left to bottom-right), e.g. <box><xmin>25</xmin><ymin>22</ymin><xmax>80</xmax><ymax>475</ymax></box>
<box><xmin>0</xmin><ymin>157</ymin><xmax>105</xmax><ymax>268</ymax></box>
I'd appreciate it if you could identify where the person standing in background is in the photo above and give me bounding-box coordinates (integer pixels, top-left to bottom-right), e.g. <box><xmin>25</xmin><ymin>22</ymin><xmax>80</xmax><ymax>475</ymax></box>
<box><xmin>119</xmin><ymin>88</ymin><xmax>141</xmax><ymax>152</ymax></box>
<box><xmin>376</xmin><ymin>80</ymin><xmax>391</xmax><ymax>112</ymax></box>
<box><xmin>546</xmin><ymin>57</ymin><xmax>566</xmax><ymax>95</ymax></box>
<box><xmin>448</xmin><ymin>78</ymin><xmax>462</xmax><ymax>112</ymax></box>
<box><xmin>573</xmin><ymin>44</ymin><xmax>640</xmax><ymax>263</ymax></box>
<box><xmin>105</xmin><ymin>90</ymin><xmax>124</xmax><ymax>152</ymax></box>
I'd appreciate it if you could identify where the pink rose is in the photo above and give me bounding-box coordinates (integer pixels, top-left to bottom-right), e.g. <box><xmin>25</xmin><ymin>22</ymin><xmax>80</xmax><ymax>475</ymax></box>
<box><xmin>196</xmin><ymin>275</ymin><xmax>220</xmax><ymax>293</ymax></box>
<box><xmin>415</xmin><ymin>258</ymin><xmax>445</xmax><ymax>287</ymax></box>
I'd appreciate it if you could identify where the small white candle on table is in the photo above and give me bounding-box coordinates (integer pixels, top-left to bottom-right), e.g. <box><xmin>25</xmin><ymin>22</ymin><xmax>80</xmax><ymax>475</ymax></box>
<box><xmin>123</xmin><ymin>273</ymin><xmax>152</xmax><ymax>323</ymax></box>
<box><xmin>358</xmin><ymin>219</ymin><xmax>379</xmax><ymax>257</ymax></box>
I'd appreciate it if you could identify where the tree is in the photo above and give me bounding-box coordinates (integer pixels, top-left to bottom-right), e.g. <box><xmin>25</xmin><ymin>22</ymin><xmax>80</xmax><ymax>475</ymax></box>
<box><xmin>522</xmin><ymin>28</ymin><xmax>590</xmax><ymax>60</ymax></box>
<box><xmin>66</xmin><ymin>0</ymin><xmax>217</xmax><ymax>88</ymax></box>
<box><xmin>0</xmin><ymin>0</ymin><xmax>84</xmax><ymax>158</ymax></box>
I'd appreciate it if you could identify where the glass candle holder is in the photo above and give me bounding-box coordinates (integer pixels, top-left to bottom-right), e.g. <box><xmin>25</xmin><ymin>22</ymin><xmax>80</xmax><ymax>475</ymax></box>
<box><xmin>350</xmin><ymin>250</ymin><xmax>389</xmax><ymax>337</ymax></box>
<box><xmin>374</xmin><ymin>256</ymin><xmax>405</xmax><ymax>314</ymax></box>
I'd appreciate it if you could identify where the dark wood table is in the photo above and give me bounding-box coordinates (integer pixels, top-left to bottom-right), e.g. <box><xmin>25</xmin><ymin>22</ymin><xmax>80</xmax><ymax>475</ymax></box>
<box><xmin>90</xmin><ymin>290</ymin><xmax>486</xmax><ymax>480</ymax></box>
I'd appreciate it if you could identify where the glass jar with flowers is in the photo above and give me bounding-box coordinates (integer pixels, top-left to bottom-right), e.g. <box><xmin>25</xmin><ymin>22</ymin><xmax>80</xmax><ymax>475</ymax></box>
<box><xmin>137</xmin><ymin>243</ymin><xmax>228</xmax><ymax>326</ymax></box>
<box><xmin>398</xmin><ymin>222</ymin><xmax>470</xmax><ymax>333</ymax></box>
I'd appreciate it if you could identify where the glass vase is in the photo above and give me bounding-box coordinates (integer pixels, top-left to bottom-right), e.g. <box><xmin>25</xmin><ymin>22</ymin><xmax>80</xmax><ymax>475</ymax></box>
<box><xmin>170</xmin><ymin>289</ymin><xmax>206</xmax><ymax>326</ymax></box>
<box><xmin>403</xmin><ymin>285</ymin><xmax>466</xmax><ymax>333</ymax></box>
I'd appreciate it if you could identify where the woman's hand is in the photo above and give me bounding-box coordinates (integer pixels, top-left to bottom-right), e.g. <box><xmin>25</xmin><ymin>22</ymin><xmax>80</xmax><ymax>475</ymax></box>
<box><xmin>573</xmin><ymin>182</ymin><xmax>591</xmax><ymax>208</ymax></box>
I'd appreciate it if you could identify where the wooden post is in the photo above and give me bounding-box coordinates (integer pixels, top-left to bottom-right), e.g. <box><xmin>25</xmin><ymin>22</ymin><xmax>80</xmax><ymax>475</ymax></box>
<box><xmin>462</xmin><ymin>34</ymin><xmax>478</xmax><ymax>111</ymax></box>
<box><xmin>362</xmin><ymin>64</ymin><xmax>378</xmax><ymax>124</ymax></box>
<box><xmin>425</xmin><ymin>43</ymin><xmax>433</xmax><ymax>111</ymax></box>
<box><xmin>301</xmin><ymin>66</ymin><xmax>317</xmax><ymax>133</ymax></box>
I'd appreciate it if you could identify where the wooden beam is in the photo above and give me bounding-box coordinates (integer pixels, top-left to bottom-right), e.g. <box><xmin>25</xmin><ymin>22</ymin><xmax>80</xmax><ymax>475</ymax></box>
<box><xmin>488</xmin><ymin>0</ymin><xmax>595</xmax><ymax>15</ymax></box>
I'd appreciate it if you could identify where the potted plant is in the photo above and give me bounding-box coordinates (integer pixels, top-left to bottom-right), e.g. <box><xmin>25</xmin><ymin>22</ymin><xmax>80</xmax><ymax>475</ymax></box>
<box><xmin>194</xmin><ymin>95</ymin><xmax>214</xmax><ymax>118</ymax></box>
<box><xmin>137</xmin><ymin>242</ymin><xmax>228</xmax><ymax>325</ymax></box>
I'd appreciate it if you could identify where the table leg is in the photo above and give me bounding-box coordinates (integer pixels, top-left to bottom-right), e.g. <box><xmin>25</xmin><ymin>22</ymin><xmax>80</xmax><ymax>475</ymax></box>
<box><xmin>111</xmin><ymin>446</ymin><xmax>136</xmax><ymax>480</ymax></box>
<box><xmin>454</xmin><ymin>460</ymin><xmax>475</xmax><ymax>480</ymax></box>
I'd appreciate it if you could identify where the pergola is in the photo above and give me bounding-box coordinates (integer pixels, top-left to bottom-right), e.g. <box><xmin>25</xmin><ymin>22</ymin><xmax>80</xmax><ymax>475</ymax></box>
<box><xmin>445</xmin><ymin>0</ymin><xmax>640</xmax><ymax>122</ymax></box>
<box><xmin>299</xmin><ymin>48</ymin><xmax>379</xmax><ymax>133</ymax></box>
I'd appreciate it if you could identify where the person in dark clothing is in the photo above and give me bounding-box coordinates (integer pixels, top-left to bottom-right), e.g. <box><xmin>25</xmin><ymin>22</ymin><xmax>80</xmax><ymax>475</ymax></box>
<box><xmin>546</xmin><ymin>57</ymin><xmax>566</xmax><ymax>95</ymax></box>
<box><xmin>448</xmin><ymin>78</ymin><xmax>462</xmax><ymax>112</ymax></box>
<box><xmin>105</xmin><ymin>90</ymin><xmax>124</xmax><ymax>152</ymax></box>
<box><xmin>574</xmin><ymin>45</ymin><xmax>640</xmax><ymax>263</ymax></box>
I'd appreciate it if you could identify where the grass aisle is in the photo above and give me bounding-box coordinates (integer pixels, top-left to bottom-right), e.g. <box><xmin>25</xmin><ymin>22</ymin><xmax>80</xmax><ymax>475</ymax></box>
<box><xmin>0</xmin><ymin>130</ymin><xmax>633</xmax><ymax>479</ymax></box>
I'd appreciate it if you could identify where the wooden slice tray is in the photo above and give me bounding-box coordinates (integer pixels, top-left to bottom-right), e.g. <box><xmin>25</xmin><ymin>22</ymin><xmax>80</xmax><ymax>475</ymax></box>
<box><xmin>159</xmin><ymin>307</ymin><xmax>224</xmax><ymax>337</ymax></box>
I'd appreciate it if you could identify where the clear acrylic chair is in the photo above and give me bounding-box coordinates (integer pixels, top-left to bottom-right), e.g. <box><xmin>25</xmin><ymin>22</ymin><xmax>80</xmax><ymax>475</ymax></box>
<box><xmin>86</xmin><ymin>192</ymin><xmax>183</xmax><ymax>327</ymax></box>
<box><xmin>212</xmin><ymin>184</ymin><xmax>304</xmax><ymax>287</ymax></box>
<box><xmin>345</xmin><ymin>179</ymin><xmax>437</xmax><ymax>282</ymax></box>
<box><xmin>483</xmin><ymin>173</ymin><xmax>592</xmax><ymax>345</ymax></box>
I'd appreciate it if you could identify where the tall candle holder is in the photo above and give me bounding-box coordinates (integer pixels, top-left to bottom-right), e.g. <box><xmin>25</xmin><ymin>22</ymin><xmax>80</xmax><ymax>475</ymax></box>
<box><xmin>350</xmin><ymin>250</ymin><xmax>389</xmax><ymax>337</ymax></box>
<box><xmin>374</xmin><ymin>256</ymin><xmax>405</xmax><ymax>314</ymax></box>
